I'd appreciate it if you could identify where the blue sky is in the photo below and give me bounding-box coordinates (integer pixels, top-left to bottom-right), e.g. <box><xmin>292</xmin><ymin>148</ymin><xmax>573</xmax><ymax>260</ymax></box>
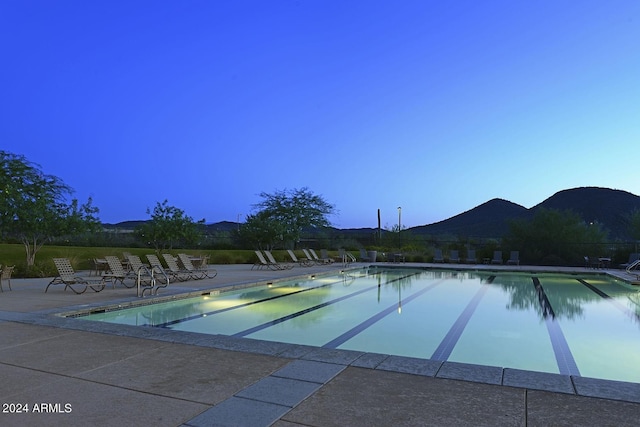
<box><xmin>2</xmin><ymin>1</ymin><xmax>639</xmax><ymax>229</ymax></box>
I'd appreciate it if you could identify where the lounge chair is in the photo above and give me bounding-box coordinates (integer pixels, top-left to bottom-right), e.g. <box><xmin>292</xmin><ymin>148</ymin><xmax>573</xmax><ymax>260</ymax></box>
<box><xmin>46</xmin><ymin>258</ymin><xmax>107</xmax><ymax>294</ymax></box>
<box><xmin>287</xmin><ymin>250</ymin><xmax>314</xmax><ymax>267</ymax></box>
<box><xmin>302</xmin><ymin>249</ymin><xmax>320</xmax><ymax>265</ymax></box>
<box><xmin>121</xmin><ymin>252</ymin><xmax>132</xmax><ymax>272</ymax></box>
<box><xmin>433</xmin><ymin>249</ymin><xmax>444</xmax><ymax>263</ymax></box>
<box><xmin>104</xmin><ymin>255</ymin><xmax>134</xmax><ymax>288</ymax></box>
<box><xmin>309</xmin><ymin>249</ymin><xmax>332</xmax><ymax>264</ymax></box>
<box><xmin>252</xmin><ymin>251</ymin><xmax>270</xmax><ymax>270</ymax></box>
<box><xmin>253</xmin><ymin>250</ymin><xmax>286</xmax><ymax>270</ymax></box>
<box><xmin>127</xmin><ymin>254</ymin><xmax>167</xmax><ymax>285</ymax></box>
<box><xmin>465</xmin><ymin>250</ymin><xmax>477</xmax><ymax>264</ymax></box>
<box><xmin>264</xmin><ymin>250</ymin><xmax>294</xmax><ymax>270</ymax></box>
<box><xmin>146</xmin><ymin>254</ymin><xmax>183</xmax><ymax>283</ymax></box>
<box><xmin>449</xmin><ymin>250</ymin><xmax>460</xmax><ymax>263</ymax></box>
<box><xmin>178</xmin><ymin>253</ymin><xmax>217</xmax><ymax>279</ymax></box>
<box><xmin>507</xmin><ymin>251</ymin><xmax>520</xmax><ymax>266</ymax></box>
<box><xmin>125</xmin><ymin>254</ymin><xmax>169</xmax><ymax>295</ymax></box>
<box><xmin>491</xmin><ymin>251</ymin><xmax>503</xmax><ymax>264</ymax></box>
<box><xmin>193</xmin><ymin>255</ymin><xmax>214</xmax><ymax>274</ymax></box>
<box><xmin>0</xmin><ymin>265</ymin><xmax>14</xmax><ymax>292</ymax></box>
<box><xmin>320</xmin><ymin>249</ymin><xmax>335</xmax><ymax>264</ymax></box>
<box><xmin>359</xmin><ymin>249</ymin><xmax>372</xmax><ymax>262</ymax></box>
<box><xmin>162</xmin><ymin>254</ymin><xmax>194</xmax><ymax>280</ymax></box>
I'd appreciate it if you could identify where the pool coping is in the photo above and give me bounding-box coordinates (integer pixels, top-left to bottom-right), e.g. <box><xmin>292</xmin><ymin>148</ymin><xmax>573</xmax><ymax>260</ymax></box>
<box><xmin>12</xmin><ymin>265</ymin><xmax>640</xmax><ymax>406</ymax></box>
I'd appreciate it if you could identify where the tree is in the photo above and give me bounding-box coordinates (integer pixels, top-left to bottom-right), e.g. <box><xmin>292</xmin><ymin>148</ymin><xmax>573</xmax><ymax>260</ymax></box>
<box><xmin>251</xmin><ymin>187</ymin><xmax>335</xmax><ymax>247</ymax></box>
<box><xmin>628</xmin><ymin>209</ymin><xmax>640</xmax><ymax>241</ymax></box>
<box><xmin>504</xmin><ymin>208</ymin><xmax>607</xmax><ymax>265</ymax></box>
<box><xmin>237</xmin><ymin>211</ymin><xmax>286</xmax><ymax>250</ymax></box>
<box><xmin>136</xmin><ymin>200</ymin><xmax>204</xmax><ymax>252</ymax></box>
<box><xmin>0</xmin><ymin>151</ymin><xmax>100</xmax><ymax>266</ymax></box>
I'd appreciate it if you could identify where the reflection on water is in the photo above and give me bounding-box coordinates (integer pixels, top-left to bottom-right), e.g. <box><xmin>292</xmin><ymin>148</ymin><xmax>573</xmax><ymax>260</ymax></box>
<box><xmin>478</xmin><ymin>272</ymin><xmax>640</xmax><ymax>325</ymax></box>
<box><xmin>629</xmin><ymin>292</ymin><xmax>640</xmax><ymax>313</ymax></box>
<box><xmin>81</xmin><ymin>268</ymin><xmax>640</xmax><ymax>384</ymax></box>
<box><xmin>236</xmin><ymin>283</ymin><xmax>336</xmax><ymax>329</ymax></box>
<box><xmin>85</xmin><ymin>268</ymin><xmax>640</xmax><ymax>330</ymax></box>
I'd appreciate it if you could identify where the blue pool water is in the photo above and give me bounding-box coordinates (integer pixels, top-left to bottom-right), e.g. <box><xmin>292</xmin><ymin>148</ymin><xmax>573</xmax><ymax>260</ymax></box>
<box><xmin>82</xmin><ymin>267</ymin><xmax>640</xmax><ymax>383</ymax></box>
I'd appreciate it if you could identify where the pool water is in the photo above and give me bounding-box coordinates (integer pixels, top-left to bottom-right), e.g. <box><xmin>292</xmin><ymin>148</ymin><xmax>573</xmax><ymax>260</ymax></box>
<box><xmin>83</xmin><ymin>267</ymin><xmax>640</xmax><ymax>383</ymax></box>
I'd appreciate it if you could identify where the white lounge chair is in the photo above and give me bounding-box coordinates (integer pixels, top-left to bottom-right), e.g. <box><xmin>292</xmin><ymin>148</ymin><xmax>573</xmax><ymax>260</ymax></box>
<box><xmin>178</xmin><ymin>253</ymin><xmax>217</xmax><ymax>279</ymax></box>
<box><xmin>46</xmin><ymin>258</ymin><xmax>107</xmax><ymax>294</ymax></box>
<box><xmin>287</xmin><ymin>250</ymin><xmax>314</xmax><ymax>267</ymax></box>
<box><xmin>264</xmin><ymin>251</ymin><xmax>294</xmax><ymax>270</ymax></box>
<box><xmin>104</xmin><ymin>255</ymin><xmax>135</xmax><ymax>288</ymax></box>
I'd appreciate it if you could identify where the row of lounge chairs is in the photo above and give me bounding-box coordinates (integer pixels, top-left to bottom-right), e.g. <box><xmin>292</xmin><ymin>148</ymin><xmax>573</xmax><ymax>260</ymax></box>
<box><xmin>46</xmin><ymin>253</ymin><xmax>217</xmax><ymax>295</ymax></box>
<box><xmin>253</xmin><ymin>249</ymin><xmax>339</xmax><ymax>271</ymax></box>
<box><xmin>433</xmin><ymin>250</ymin><xmax>520</xmax><ymax>265</ymax></box>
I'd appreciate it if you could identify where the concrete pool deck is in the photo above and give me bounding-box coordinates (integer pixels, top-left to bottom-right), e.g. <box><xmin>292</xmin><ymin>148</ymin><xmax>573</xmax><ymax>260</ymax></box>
<box><xmin>1</xmin><ymin>262</ymin><xmax>639</xmax><ymax>426</ymax></box>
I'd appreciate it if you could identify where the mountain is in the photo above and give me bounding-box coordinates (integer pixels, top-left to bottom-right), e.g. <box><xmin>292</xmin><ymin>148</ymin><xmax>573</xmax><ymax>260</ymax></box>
<box><xmin>103</xmin><ymin>220</ymin><xmax>240</xmax><ymax>232</ymax></box>
<box><xmin>408</xmin><ymin>187</ymin><xmax>640</xmax><ymax>240</ymax></box>
<box><xmin>204</xmin><ymin>221</ymin><xmax>239</xmax><ymax>232</ymax></box>
<box><xmin>409</xmin><ymin>198</ymin><xmax>529</xmax><ymax>238</ymax></box>
<box><xmin>103</xmin><ymin>220</ymin><xmax>147</xmax><ymax>229</ymax></box>
<box><xmin>532</xmin><ymin>187</ymin><xmax>640</xmax><ymax>239</ymax></box>
<box><xmin>103</xmin><ymin>187</ymin><xmax>640</xmax><ymax>241</ymax></box>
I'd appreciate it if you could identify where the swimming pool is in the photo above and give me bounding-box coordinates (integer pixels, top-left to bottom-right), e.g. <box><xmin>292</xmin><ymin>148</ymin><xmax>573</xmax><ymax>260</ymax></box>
<box><xmin>82</xmin><ymin>267</ymin><xmax>640</xmax><ymax>384</ymax></box>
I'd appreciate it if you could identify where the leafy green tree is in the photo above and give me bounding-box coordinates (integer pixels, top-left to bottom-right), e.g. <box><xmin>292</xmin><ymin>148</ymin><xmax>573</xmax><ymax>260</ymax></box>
<box><xmin>504</xmin><ymin>208</ymin><xmax>607</xmax><ymax>265</ymax></box>
<box><xmin>136</xmin><ymin>200</ymin><xmax>204</xmax><ymax>252</ymax></box>
<box><xmin>0</xmin><ymin>151</ymin><xmax>100</xmax><ymax>266</ymax></box>
<box><xmin>251</xmin><ymin>187</ymin><xmax>335</xmax><ymax>247</ymax></box>
<box><xmin>628</xmin><ymin>209</ymin><xmax>640</xmax><ymax>241</ymax></box>
<box><xmin>237</xmin><ymin>211</ymin><xmax>286</xmax><ymax>250</ymax></box>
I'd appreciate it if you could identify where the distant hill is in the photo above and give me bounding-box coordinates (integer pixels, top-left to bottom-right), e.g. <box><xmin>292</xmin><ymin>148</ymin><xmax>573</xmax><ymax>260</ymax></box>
<box><xmin>103</xmin><ymin>187</ymin><xmax>640</xmax><ymax>241</ymax></box>
<box><xmin>102</xmin><ymin>220</ymin><xmax>147</xmax><ymax>229</ymax></box>
<box><xmin>532</xmin><ymin>187</ymin><xmax>640</xmax><ymax>239</ymax></box>
<box><xmin>409</xmin><ymin>198</ymin><xmax>529</xmax><ymax>238</ymax></box>
<box><xmin>103</xmin><ymin>220</ymin><xmax>240</xmax><ymax>233</ymax></box>
<box><xmin>204</xmin><ymin>221</ymin><xmax>239</xmax><ymax>232</ymax></box>
<box><xmin>408</xmin><ymin>187</ymin><xmax>640</xmax><ymax>240</ymax></box>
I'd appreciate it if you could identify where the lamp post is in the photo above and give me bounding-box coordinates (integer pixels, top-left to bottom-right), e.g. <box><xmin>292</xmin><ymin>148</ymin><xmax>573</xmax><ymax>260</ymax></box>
<box><xmin>397</xmin><ymin>206</ymin><xmax>402</xmax><ymax>247</ymax></box>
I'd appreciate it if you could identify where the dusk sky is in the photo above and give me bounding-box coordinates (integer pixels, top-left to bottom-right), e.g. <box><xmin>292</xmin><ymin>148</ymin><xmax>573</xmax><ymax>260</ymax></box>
<box><xmin>2</xmin><ymin>1</ymin><xmax>639</xmax><ymax>229</ymax></box>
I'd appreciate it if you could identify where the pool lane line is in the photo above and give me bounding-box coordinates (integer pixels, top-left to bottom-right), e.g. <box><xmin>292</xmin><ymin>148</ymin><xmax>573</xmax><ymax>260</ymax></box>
<box><xmin>151</xmin><ymin>276</ymin><xmax>362</xmax><ymax>328</ymax></box>
<box><xmin>577</xmin><ymin>279</ymin><xmax>640</xmax><ymax>322</ymax></box>
<box><xmin>430</xmin><ymin>276</ymin><xmax>494</xmax><ymax>361</ymax></box>
<box><xmin>533</xmin><ymin>277</ymin><xmax>580</xmax><ymax>377</ymax></box>
<box><xmin>231</xmin><ymin>271</ymin><xmax>422</xmax><ymax>338</ymax></box>
<box><xmin>533</xmin><ymin>276</ymin><xmax>556</xmax><ymax>319</ymax></box>
<box><xmin>322</xmin><ymin>278</ymin><xmax>448</xmax><ymax>349</ymax></box>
